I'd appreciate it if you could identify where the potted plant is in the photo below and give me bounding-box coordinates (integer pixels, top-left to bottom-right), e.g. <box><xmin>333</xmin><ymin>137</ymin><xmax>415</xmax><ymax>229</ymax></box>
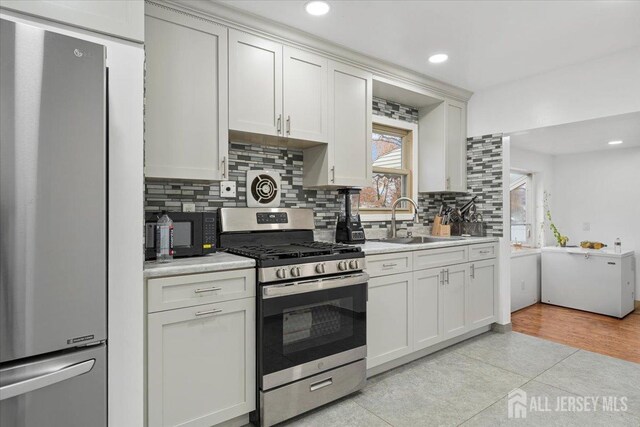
<box><xmin>543</xmin><ymin>192</ymin><xmax>569</xmax><ymax>247</ymax></box>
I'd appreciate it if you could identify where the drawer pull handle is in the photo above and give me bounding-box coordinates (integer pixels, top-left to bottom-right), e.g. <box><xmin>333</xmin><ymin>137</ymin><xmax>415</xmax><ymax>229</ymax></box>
<box><xmin>382</xmin><ymin>263</ymin><xmax>398</xmax><ymax>268</ymax></box>
<box><xmin>195</xmin><ymin>308</ymin><xmax>222</xmax><ymax>317</ymax></box>
<box><xmin>194</xmin><ymin>287</ymin><xmax>222</xmax><ymax>294</ymax></box>
<box><xmin>310</xmin><ymin>378</ymin><xmax>333</xmax><ymax>392</ymax></box>
<box><xmin>479</xmin><ymin>250</ymin><xmax>491</xmax><ymax>254</ymax></box>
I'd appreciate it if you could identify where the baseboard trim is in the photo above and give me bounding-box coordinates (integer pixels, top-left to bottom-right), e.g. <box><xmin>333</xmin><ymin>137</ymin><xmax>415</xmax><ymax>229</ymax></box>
<box><xmin>492</xmin><ymin>322</ymin><xmax>512</xmax><ymax>333</ymax></box>
<box><xmin>366</xmin><ymin>325</ymin><xmax>491</xmax><ymax>378</ymax></box>
<box><xmin>215</xmin><ymin>413</ymin><xmax>249</xmax><ymax>427</ymax></box>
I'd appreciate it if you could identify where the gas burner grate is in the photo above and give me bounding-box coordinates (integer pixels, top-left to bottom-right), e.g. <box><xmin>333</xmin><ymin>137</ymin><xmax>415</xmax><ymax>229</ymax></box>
<box><xmin>225</xmin><ymin>241</ymin><xmax>361</xmax><ymax>261</ymax></box>
<box><xmin>297</xmin><ymin>241</ymin><xmax>362</xmax><ymax>254</ymax></box>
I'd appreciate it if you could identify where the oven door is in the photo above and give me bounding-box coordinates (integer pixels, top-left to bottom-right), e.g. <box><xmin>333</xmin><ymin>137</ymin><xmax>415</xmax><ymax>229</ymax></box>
<box><xmin>259</xmin><ymin>272</ymin><xmax>368</xmax><ymax>391</ymax></box>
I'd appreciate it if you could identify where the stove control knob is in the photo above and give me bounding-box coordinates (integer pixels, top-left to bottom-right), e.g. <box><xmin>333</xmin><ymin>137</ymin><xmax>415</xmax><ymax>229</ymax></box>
<box><xmin>349</xmin><ymin>260</ymin><xmax>359</xmax><ymax>270</ymax></box>
<box><xmin>276</xmin><ymin>268</ymin><xmax>287</xmax><ymax>279</ymax></box>
<box><xmin>290</xmin><ymin>266</ymin><xmax>301</xmax><ymax>277</ymax></box>
<box><xmin>338</xmin><ymin>261</ymin><xmax>348</xmax><ymax>271</ymax></box>
<box><xmin>315</xmin><ymin>263</ymin><xmax>326</xmax><ymax>274</ymax></box>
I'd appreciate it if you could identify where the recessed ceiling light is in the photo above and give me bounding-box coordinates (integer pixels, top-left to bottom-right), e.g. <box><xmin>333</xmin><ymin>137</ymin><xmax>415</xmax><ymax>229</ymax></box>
<box><xmin>428</xmin><ymin>53</ymin><xmax>448</xmax><ymax>64</ymax></box>
<box><xmin>608</xmin><ymin>140</ymin><xmax>623</xmax><ymax>145</ymax></box>
<box><xmin>305</xmin><ymin>1</ymin><xmax>330</xmax><ymax>16</ymax></box>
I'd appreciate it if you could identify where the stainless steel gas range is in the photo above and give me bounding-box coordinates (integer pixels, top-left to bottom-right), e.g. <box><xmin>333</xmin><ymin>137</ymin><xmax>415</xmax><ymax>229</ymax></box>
<box><xmin>219</xmin><ymin>208</ymin><xmax>368</xmax><ymax>427</ymax></box>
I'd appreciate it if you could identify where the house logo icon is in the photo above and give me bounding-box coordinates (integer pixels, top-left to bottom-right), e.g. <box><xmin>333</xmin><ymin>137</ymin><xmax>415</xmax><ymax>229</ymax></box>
<box><xmin>508</xmin><ymin>388</ymin><xmax>528</xmax><ymax>419</ymax></box>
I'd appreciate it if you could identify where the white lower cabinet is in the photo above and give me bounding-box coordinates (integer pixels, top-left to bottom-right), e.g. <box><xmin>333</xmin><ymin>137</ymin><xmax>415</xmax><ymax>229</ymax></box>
<box><xmin>366</xmin><ymin>243</ymin><xmax>498</xmax><ymax>372</ymax></box>
<box><xmin>468</xmin><ymin>259</ymin><xmax>498</xmax><ymax>327</ymax></box>
<box><xmin>412</xmin><ymin>267</ymin><xmax>442</xmax><ymax>350</ymax></box>
<box><xmin>441</xmin><ymin>264</ymin><xmax>469</xmax><ymax>340</ymax></box>
<box><xmin>366</xmin><ymin>273</ymin><xmax>413</xmax><ymax>369</ymax></box>
<box><xmin>147</xmin><ymin>297</ymin><xmax>255</xmax><ymax>427</ymax></box>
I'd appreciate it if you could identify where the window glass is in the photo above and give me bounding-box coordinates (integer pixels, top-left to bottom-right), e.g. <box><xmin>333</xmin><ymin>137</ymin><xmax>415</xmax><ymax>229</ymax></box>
<box><xmin>510</xmin><ymin>172</ymin><xmax>532</xmax><ymax>245</ymax></box>
<box><xmin>361</xmin><ymin>125</ymin><xmax>411</xmax><ymax>210</ymax></box>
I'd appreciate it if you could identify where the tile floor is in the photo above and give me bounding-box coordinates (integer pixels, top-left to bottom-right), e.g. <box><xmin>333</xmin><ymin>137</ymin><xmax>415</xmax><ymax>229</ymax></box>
<box><xmin>278</xmin><ymin>332</ymin><xmax>640</xmax><ymax>427</ymax></box>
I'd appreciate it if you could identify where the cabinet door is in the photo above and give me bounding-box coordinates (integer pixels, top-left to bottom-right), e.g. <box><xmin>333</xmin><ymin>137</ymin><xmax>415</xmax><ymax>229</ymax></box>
<box><xmin>441</xmin><ymin>264</ymin><xmax>468</xmax><ymax>340</ymax></box>
<box><xmin>468</xmin><ymin>259</ymin><xmax>498</xmax><ymax>328</ymax></box>
<box><xmin>145</xmin><ymin>9</ymin><xmax>228</xmax><ymax>180</ymax></box>
<box><xmin>328</xmin><ymin>61</ymin><xmax>372</xmax><ymax>187</ymax></box>
<box><xmin>445</xmin><ymin>99</ymin><xmax>467</xmax><ymax>192</ymax></box>
<box><xmin>367</xmin><ymin>273</ymin><xmax>413</xmax><ymax>369</ymax></box>
<box><xmin>283</xmin><ymin>46</ymin><xmax>328</xmax><ymax>142</ymax></box>
<box><xmin>147</xmin><ymin>298</ymin><xmax>255</xmax><ymax>427</ymax></box>
<box><xmin>229</xmin><ymin>29</ymin><xmax>283</xmax><ymax>136</ymax></box>
<box><xmin>413</xmin><ymin>268</ymin><xmax>443</xmax><ymax>350</ymax></box>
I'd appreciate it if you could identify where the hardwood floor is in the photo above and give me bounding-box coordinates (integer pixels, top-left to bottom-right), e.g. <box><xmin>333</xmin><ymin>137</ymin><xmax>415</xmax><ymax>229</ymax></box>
<box><xmin>512</xmin><ymin>303</ymin><xmax>640</xmax><ymax>364</ymax></box>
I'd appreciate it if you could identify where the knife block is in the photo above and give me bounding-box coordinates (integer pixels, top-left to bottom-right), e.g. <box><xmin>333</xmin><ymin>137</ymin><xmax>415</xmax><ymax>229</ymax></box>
<box><xmin>431</xmin><ymin>216</ymin><xmax>451</xmax><ymax>237</ymax></box>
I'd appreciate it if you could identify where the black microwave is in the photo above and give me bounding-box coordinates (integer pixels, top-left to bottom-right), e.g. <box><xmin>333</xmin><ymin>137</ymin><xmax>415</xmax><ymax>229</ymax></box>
<box><xmin>145</xmin><ymin>211</ymin><xmax>217</xmax><ymax>260</ymax></box>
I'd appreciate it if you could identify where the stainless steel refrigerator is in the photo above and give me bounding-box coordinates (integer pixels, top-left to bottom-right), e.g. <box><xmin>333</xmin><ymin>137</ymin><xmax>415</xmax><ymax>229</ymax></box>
<box><xmin>0</xmin><ymin>19</ymin><xmax>107</xmax><ymax>426</ymax></box>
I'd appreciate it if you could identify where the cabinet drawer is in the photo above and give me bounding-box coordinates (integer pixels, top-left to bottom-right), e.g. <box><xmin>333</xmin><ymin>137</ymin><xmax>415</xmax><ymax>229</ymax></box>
<box><xmin>365</xmin><ymin>252</ymin><xmax>413</xmax><ymax>277</ymax></box>
<box><xmin>413</xmin><ymin>246</ymin><xmax>468</xmax><ymax>271</ymax></box>
<box><xmin>147</xmin><ymin>269</ymin><xmax>255</xmax><ymax>313</ymax></box>
<box><xmin>469</xmin><ymin>243</ymin><xmax>498</xmax><ymax>261</ymax></box>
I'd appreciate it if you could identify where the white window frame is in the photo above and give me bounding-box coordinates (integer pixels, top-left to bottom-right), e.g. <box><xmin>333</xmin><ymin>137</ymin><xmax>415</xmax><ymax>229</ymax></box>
<box><xmin>362</xmin><ymin>115</ymin><xmax>418</xmax><ymax>222</ymax></box>
<box><xmin>509</xmin><ymin>170</ymin><xmax>534</xmax><ymax>246</ymax></box>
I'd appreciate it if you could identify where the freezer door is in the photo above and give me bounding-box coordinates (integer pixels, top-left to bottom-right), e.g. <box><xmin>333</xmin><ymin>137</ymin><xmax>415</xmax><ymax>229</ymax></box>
<box><xmin>0</xmin><ymin>19</ymin><xmax>107</xmax><ymax>362</ymax></box>
<box><xmin>0</xmin><ymin>344</ymin><xmax>106</xmax><ymax>427</ymax></box>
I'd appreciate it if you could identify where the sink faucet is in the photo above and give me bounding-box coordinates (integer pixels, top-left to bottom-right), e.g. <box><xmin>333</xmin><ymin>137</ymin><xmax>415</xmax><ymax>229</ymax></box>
<box><xmin>390</xmin><ymin>197</ymin><xmax>420</xmax><ymax>238</ymax></box>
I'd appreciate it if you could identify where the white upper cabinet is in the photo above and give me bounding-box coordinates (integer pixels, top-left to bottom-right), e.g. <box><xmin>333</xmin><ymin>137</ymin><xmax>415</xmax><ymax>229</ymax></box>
<box><xmin>1</xmin><ymin>0</ymin><xmax>144</xmax><ymax>42</ymax></box>
<box><xmin>418</xmin><ymin>98</ymin><xmax>468</xmax><ymax>192</ymax></box>
<box><xmin>229</xmin><ymin>30</ymin><xmax>283</xmax><ymax>136</ymax></box>
<box><xmin>283</xmin><ymin>46</ymin><xmax>328</xmax><ymax>142</ymax></box>
<box><xmin>445</xmin><ymin>99</ymin><xmax>467</xmax><ymax>192</ymax></box>
<box><xmin>144</xmin><ymin>5</ymin><xmax>228</xmax><ymax>181</ymax></box>
<box><xmin>303</xmin><ymin>61</ymin><xmax>372</xmax><ymax>188</ymax></box>
<box><xmin>228</xmin><ymin>31</ymin><xmax>328</xmax><ymax>143</ymax></box>
<box><xmin>330</xmin><ymin>61</ymin><xmax>373</xmax><ymax>187</ymax></box>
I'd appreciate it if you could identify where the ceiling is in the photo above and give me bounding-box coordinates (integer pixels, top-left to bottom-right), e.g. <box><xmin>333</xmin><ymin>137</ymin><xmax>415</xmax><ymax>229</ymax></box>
<box><xmin>509</xmin><ymin>112</ymin><xmax>640</xmax><ymax>155</ymax></box>
<box><xmin>217</xmin><ymin>1</ymin><xmax>640</xmax><ymax>91</ymax></box>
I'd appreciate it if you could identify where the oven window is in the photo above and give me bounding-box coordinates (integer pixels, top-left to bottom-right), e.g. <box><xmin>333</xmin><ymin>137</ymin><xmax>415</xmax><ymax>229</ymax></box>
<box><xmin>173</xmin><ymin>222</ymin><xmax>192</xmax><ymax>247</ymax></box>
<box><xmin>282</xmin><ymin>298</ymin><xmax>353</xmax><ymax>354</ymax></box>
<box><xmin>261</xmin><ymin>283</ymin><xmax>366</xmax><ymax>377</ymax></box>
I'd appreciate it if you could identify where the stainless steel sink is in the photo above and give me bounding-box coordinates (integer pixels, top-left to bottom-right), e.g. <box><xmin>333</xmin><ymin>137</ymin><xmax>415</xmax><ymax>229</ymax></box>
<box><xmin>374</xmin><ymin>236</ymin><xmax>466</xmax><ymax>245</ymax></box>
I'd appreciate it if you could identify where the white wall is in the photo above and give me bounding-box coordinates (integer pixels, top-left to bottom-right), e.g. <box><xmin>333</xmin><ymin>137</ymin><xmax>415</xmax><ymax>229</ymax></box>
<box><xmin>552</xmin><ymin>147</ymin><xmax>640</xmax><ymax>298</ymax></box>
<box><xmin>468</xmin><ymin>47</ymin><xmax>640</xmax><ymax>137</ymax></box>
<box><xmin>0</xmin><ymin>10</ymin><xmax>145</xmax><ymax>427</ymax></box>
<box><xmin>511</xmin><ymin>147</ymin><xmax>555</xmax><ymax>246</ymax></box>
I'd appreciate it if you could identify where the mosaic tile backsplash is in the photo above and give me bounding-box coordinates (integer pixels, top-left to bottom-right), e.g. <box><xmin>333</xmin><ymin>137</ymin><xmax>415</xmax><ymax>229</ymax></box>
<box><xmin>145</xmin><ymin>99</ymin><xmax>504</xmax><ymax>238</ymax></box>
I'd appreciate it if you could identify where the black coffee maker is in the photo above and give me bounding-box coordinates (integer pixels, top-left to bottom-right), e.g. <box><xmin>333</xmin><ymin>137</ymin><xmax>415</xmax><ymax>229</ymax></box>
<box><xmin>335</xmin><ymin>188</ymin><xmax>366</xmax><ymax>243</ymax></box>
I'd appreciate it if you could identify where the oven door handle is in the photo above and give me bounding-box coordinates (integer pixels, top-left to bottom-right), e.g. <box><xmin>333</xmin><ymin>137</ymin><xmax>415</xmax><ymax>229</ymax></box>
<box><xmin>263</xmin><ymin>272</ymin><xmax>369</xmax><ymax>298</ymax></box>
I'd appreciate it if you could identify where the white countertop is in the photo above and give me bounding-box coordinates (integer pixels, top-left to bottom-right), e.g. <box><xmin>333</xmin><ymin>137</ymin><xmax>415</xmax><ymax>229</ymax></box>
<box><xmin>511</xmin><ymin>247</ymin><xmax>541</xmax><ymax>258</ymax></box>
<box><xmin>143</xmin><ymin>237</ymin><xmax>500</xmax><ymax>277</ymax></box>
<box><xmin>541</xmin><ymin>246</ymin><xmax>635</xmax><ymax>258</ymax></box>
<box><xmin>144</xmin><ymin>252</ymin><xmax>256</xmax><ymax>278</ymax></box>
<box><xmin>356</xmin><ymin>236</ymin><xmax>499</xmax><ymax>255</ymax></box>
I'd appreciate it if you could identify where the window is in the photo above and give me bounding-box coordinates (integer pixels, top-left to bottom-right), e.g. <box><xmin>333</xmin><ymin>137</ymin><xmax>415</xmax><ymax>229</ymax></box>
<box><xmin>360</xmin><ymin>123</ymin><xmax>413</xmax><ymax>212</ymax></box>
<box><xmin>510</xmin><ymin>172</ymin><xmax>533</xmax><ymax>246</ymax></box>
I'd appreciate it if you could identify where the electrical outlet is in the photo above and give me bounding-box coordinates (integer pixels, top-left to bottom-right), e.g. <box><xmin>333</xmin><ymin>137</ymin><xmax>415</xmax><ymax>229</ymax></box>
<box><xmin>582</xmin><ymin>222</ymin><xmax>590</xmax><ymax>231</ymax></box>
<box><xmin>220</xmin><ymin>181</ymin><xmax>236</xmax><ymax>198</ymax></box>
<box><xmin>182</xmin><ymin>202</ymin><xmax>196</xmax><ymax>212</ymax></box>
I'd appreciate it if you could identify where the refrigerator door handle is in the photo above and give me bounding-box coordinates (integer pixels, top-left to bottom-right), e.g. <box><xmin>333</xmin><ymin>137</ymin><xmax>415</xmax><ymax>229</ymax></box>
<box><xmin>0</xmin><ymin>359</ymin><xmax>95</xmax><ymax>401</ymax></box>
